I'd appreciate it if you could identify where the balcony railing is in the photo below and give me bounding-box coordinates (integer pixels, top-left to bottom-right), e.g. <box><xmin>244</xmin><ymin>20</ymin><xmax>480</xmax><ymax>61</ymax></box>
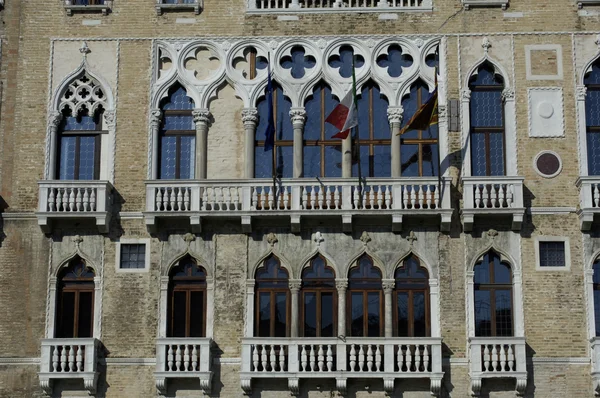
<box><xmin>64</xmin><ymin>0</ymin><xmax>112</xmax><ymax>15</ymax></box>
<box><xmin>155</xmin><ymin>0</ymin><xmax>202</xmax><ymax>15</ymax></box>
<box><xmin>38</xmin><ymin>338</ymin><xmax>100</xmax><ymax>395</ymax></box>
<box><xmin>468</xmin><ymin>337</ymin><xmax>527</xmax><ymax>396</ymax></box>
<box><xmin>144</xmin><ymin>177</ymin><xmax>452</xmax><ymax>233</ymax></box>
<box><xmin>462</xmin><ymin>0</ymin><xmax>508</xmax><ymax>9</ymax></box>
<box><xmin>240</xmin><ymin>337</ymin><xmax>443</xmax><ymax>396</ymax></box>
<box><xmin>577</xmin><ymin>177</ymin><xmax>600</xmax><ymax>230</ymax></box>
<box><xmin>155</xmin><ymin>338</ymin><xmax>213</xmax><ymax>395</ymax></box>
<box><xmin>247</xmin><ymin>0</ymin><xmax>432</xmax><ymax>12</ymax></box>
<box><xmin>462</xmin><ymin>176</ymin><xmax>525</xmax><ymax>232</ymax></box>
<box><xmin>37</xmin><ymin>180</ymin><xmax>113</xmax><ymax>233</ymax></box>
<box><xmin>591</xmin><ymin>338</ymin><xmax>600</xmax><ymax>396</ymax></box>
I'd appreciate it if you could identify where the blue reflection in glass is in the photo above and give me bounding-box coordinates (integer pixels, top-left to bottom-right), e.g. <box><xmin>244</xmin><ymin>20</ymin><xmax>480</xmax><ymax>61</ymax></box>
<box><xmin>78</xmin><ymin>136</ymin><xmax>96</xmax><ymax>180</ymax></box>
<box><xmin>376</xmin><ymin>45</ymin><xmax>413</xmax><ymax>78</ymax></box>
<box><xmin>163</xmin><ymin>86</ymin><xmax>195</xmax><ymax>110</ymax></box>
<box><xmin>280</xmin><ymin>46</ymin><xmax>316</xmax><ymax>79</ymax></box>
<box><xmin>373</xmin><ymin>145</ymin><xmax>391</xmax><ymax>177</ymax></box>
<box><xmin>328</xmin><ymin>46</ymin><xmax>365</xmax><ymax>79</ymax></box>
<box><xmin>470</xmin><ymin>91</ymin><xmax>503</xmax><ymax>128</ymax></box>
<box><xmin>59</xmin><ymin>136</ymin><xmax>77</xmax><ymax>180</ymax></box>
<box><xmin>160</xmin><ymin>136</ymin><xmax>177</xmax><ymax>179</ymax></box>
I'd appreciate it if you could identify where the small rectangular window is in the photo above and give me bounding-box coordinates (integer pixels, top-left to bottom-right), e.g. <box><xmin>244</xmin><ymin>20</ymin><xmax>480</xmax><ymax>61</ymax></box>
<box><xmin>115</xmin><ymin>239</ymin><xmax>151</xmax><ymax>272</ymax></box>
<box><xmin>535</xmin><ymin>237</ymin><xmax>571</xmax><ymax>271</ymax></box>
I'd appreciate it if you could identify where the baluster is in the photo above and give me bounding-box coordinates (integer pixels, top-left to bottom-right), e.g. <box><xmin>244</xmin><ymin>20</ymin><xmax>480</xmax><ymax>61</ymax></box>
<box><xmin>82</xmin><ymin>188</ymin><xmax>90</xmax><ymax>211</ymax></box>
<box><xmin>386</xmin><ymin>185</ymin><xmax>393</xmax><ymax>208</ymax></box>
<box><xmin>261</xmin><ymin>345</ymin><xmax>268</xmax><ymax>372</ymax></box>
<box><xmin>216</xmin><ymin>187</ymin><xmax>224</xmax><ymax>211</ymax></box>
<box><xmin>169</xmin><ymin>188</ymin><xmax>177</xmax><ymax>211</ymax></box>
<box><xmin>377</xmin><ymin>186</ymin><xmax>383</xmax><ymax>209</ymax></box>
<box><xmin>358</xmin><ymin>345</ymin><xmax>365</xmax><ymax>371</ymax></box>
<box><xmin>233</xmin><ymin>186</ymin><xmax>241</xmax><ymax>210</ymax></box>
<box><xmin>474</xmin><ymin>185</ymin><xmax>482</xmax><ymax>208</ymax></box>
<box><xmin>259</xmin><ymin>187</ymin><xmax>266</xmax><ymax>210</ymax></box>
<box><xmin>369</xmin><ymin>186</ymin><xmax>376</xmax><ymax>209</ymax></box>
<box><xmin>60</xmin><ymin>345</ymin><xmax>67</xmax><ymax>373</ymax></box>
<box><xmin>418</xmin><ymin>186</ymin><xmax>425</xmax><ymax>208</ymax></box>
<box><xmin>334</xmin><ymin>186</ymin><xmax>341</xmax><ymax>209</ymax></box>
<box><xmin>279</xmin><ymin>344</ymin><xmax>286</xmax><ymax>372</ymax></box>
<box><xmin>67</xmin><ymin>345</ymin><xmax>75</xmax><ymax>372</ymax></box>
<box><xmin>175</xmin><ymin>345</ymin><xmax>182</xmax><ymax>371</ymax></box>
<box><xmin>162</xmin><ymin>189</ymin><xmax>169</xmax><ymax>211</ymax></box>
<box><xmin>55</xmin><ymin>189</ymin><xmax>63</xmax><ymax>211</ymax></box>
<box><xmin>283</xmin><ymin>186</ymin><xmax>289</xmax><ymax>209</ymax></box>
<box><xmin>326</xmin><ymin>345</ymin><xmax>333</xmax><ymax>371</ymax></box>
<box><xmin>62</xmin><ymin>188</ymin><xmax>70</xmax><ymax>211</ymax></box>
<box><xmin>251</xmin><ymin>187</ymin><xmax>258</xmax><ymax>210</ymax></box>
<box><xmin>52</xmin><ymin>345</ymin><xmax>59</xmax><ymax>372</ymax></box>
<box><xmin>507</xmin><ymin>184</ymin><xmax>514</xmax><ymax>207</ymax></box>
<box><xmin>483</xmin><ymin>185</ymin><xmax>491</xmax><ymax>208</ymax></box>
<box><xmin>252</xmin><ymin>345</ymin><xmax>259</xmax><ymax>372</ymax></box>
<box><xmin>224</xmin><ymin>187</ymin><xmax>232</xmax><ymax>211</ymax></box>
<box><xmin>397</xmin><ymin>345</ymin><xmax>403</xmax><ymax>372</ymax></box>
<box><xmin>48</xmin><ymin>189</ymin><xmax>56</xmax><ymax>212</ymax></box>
<box><xmin>375</xmin><ymin>345</ymin><xmax>382</xmax><ymax>372</ymax></box>
<box><xmin>423</xmin><ymin>345</ymin><xmax>430</xmax><ymax>372</ymax></box>
<box><xmin>155</xmin><ymin>188</ymin><xmax>162</xmax><ymax>211</ymax></box>
<box><xmin>68</xmin><ymin>189</ymin><xmax>76</xmax><ymax>211</ymax></box>
<box><xmin>366</xmin><ymin>345</ymin><xmax>373</xmax><ymax>371</ymax></box>
<box><xmin>318</xmin><ymin>186</ymin><xmax>325</xmax><ymax>210</ymax></box>
<box><xmin>433</xmin><ymin>185</ymin><xmax>439</xmax><ymax>208</ymax></box>
<box><xmin>177</xmin><ymin>187</ymin><xmax>183</xmax><ymax>211</ymax></box>
<box><xmin>507</xmin><ymin>345</ymin><xmax>515</xmax><ymax>371</ymax></box>
<box><xmin>499</xmin><ymin>184</ymin><xmax>506</xmax><ymax>208</ymax></box>
<box><xmin>200</xmin><ymin>188</ymin><xmax>207</xmax><ymax>210</ymax></box>
<box><xmin>183</xmin><ymin>345</ymin><xmax>190</xmax><ymax>372</ymax></box>
<box><xmin>349</xmin><ymin>344</ymin><xmax>357</xmax><ymax>371</ymax></box>
<box><xmin>492</xmin><ymin>345</ymin><xmax>499</xmax><ymax>371</ymax></box>
<box><xmin>406</xmin><ymin>345</ymin><xmax>412</xmax><ymax>373</ymax></box>
<box><xmin>269</xmin><ymin>345</ymin><xmax>277</xmax><ymax>372</ymax></box>
<box><xmin>594</xmin><ymin>184</ymin><xmax>600</xmax><ymax>207</ymax></box>
<box><xmin>184</xmin><ymin>188</ymin><xmax>190</xmax><ymax>211</ymax></box>
<box><xmin>353</xmin><ymin>186</ymin><xmax>360</xmax><ymax>209</ymax></box>
<box><xmin>483</xmin><ymin>345</ymin><xmax>490</xmax><ymax>371</ymax></box>
<box><xmin>402</xmin><ymin>185</ymin><xmax>409</xmax><ymax>209</ymax></box>
<box><xmin>361</xmin><ymin>187</ymin><xmax>367</xmax><ymax>209</ymax></box>
<box><xmin>309</xmin><ymin>345</ymin><xmax>316</xmax><ymax>372</ymax></box>
<box><xmin>192</xmin><ymin>345</ymin><xmax>198</xmax><ymax>371</ymax></box>
<box><xmin>310</xmin><ymin>187</ymin><xmax>316</xmax><ymax>210</ymax></box>
<box><xmin>499</xmin><ymin>344</ymin><xmax>507</xmax><ymax>372</ymax></box>
<box><xmin>269</xmin><ymin>187</ymin><xmax>276</xmax><ymax>210</ymax></box>
<box><xmin>415</xmin><ymin>345</ymin><xmax>421</xmax><ymax>372</ymax></box>
<box><xmin>318</xmin><ymin>345</ymin><xmax>324</xmax><ymax>372</ymax></box>
<box><xmin>301</xmin><ymin>345</ymin><xmax>308</xmax><ymax>371</ymax></box>
<box><xmin>168</xmin><ymin>345</ymin><xmax>174</xmax><ymax>371</ymax></box>
<box><xmin>74</xmin><ymin>188</ymin><xmax>82</xmax><ymax>211</ymax></box>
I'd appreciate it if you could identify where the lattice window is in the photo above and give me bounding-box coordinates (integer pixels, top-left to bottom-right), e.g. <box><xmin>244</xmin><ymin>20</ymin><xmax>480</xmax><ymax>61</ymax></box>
<box><xmin>585</xmin><ymin>60</ymin><xmax>600</xmax><ymax>175</ymax></box>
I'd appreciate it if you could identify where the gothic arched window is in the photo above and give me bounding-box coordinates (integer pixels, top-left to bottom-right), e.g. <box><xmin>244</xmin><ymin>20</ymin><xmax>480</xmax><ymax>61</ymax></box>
<box><xmin>394</xmin><ymin>255</ymin><xmax>430</xmax><ymax>337</ymax></box>
<box><xmin>301</xmin><ymin>255</ymin><xmax>336</xmax><ymax>337</ymax></box>
<box><xmin>348</xmin><ymin>254</ymin><xmax>383</xmax><ymax>337</ymax></box>
<box><xmin>56</xmin><ymin>258</ymin><xmax>95</xmax><ymax>338</ymax></box>
<box><xmin>159</xmin><ymin>84</ymin><xmax>196</xmax><ymax>179</ymax></box>
<box><xmin>255</xmin><ymin>255</ymin><xmax>289</xmax><ymax>337</ymax></box>
<box><xmin>400</xmin><ymin>80</ymin><xmax>439</xmax><ymax>177</ymax></box>
<box><xmin>473</xmin><ymin>250</ymin><xmax>513</xmax><ymax>337</ymax></box>
<box><xmin>585</xmin><ymin>60</ymin><xmax>600</xmax><ymax>175</ymax></box>
<box><xmin>468</xmin><ymin>63</ymin><xmax>506</xmax><ymax>177</ymax></box>
<box><xmin>593</xmin><ymin>258</ymin><xmax>600</xmax><ymax>336</ymax></box>
<box><xmin>168</xmin><ymin>256</ymin><xmax>207</xmax><ymax>337</ymax></box>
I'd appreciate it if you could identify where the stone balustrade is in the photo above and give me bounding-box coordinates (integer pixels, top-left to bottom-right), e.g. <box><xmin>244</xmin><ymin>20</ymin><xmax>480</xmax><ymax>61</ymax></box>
<box><xmin>63</xmin><ymin>0</ymin><xmax>112</xmax><ymax>15</ymax></box>
<box><xmin>155</xmin><ymin>0</ymin><xmax>202</xmax><ymax>15</ymax></box>
<box><xmin>154</xmin><ymin>338</ymin><xmax>213</xmax><ymax>395</ymax></box>
<box><xmin>37</xmin><ymin>180</ymin><xmax>113</xmax><ymax>233</ymax></box>
<box><xmin>462</xmin><ymin>176</ymin><xmax>525</xmax><ymax>231</ymax></box>
<box><xmin>240</xmin><ymin>337</ymin><xmax>444</xmax><ymax>396</ymax></box>
<box><xmin>144</xmin><ymin>177</ymin><xmax>452</xmax><ymax>233</ymax></box>
<box><xmin>468</xmin><ymin>336</ymin><xmax>527</xmax><ymax>396</ymax></box>
<box><xmin>38</xmin><ymin>338</ymin><xmax>100</xmax><ymax>395</ymax></box>
<box><xmin>577</xmin><ymin>176</ymin><xmax>600</xmax><ymax>230</ymax></box>
<box><xmin>248</xmin><ymin>0</ymin><xmax>432</xmax><ymax>12</ymax></box>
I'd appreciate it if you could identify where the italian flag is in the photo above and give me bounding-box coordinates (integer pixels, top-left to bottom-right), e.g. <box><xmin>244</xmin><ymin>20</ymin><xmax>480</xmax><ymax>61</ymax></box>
<box><xmin>326</xmin><ymin>66</ymin><xmax>358</xmax><ymax>139</ymax></box>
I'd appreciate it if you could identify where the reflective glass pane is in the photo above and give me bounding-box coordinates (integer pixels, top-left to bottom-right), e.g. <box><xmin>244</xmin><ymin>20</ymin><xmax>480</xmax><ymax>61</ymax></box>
<box><xmin>179</xmin><ymin>135</ymin><xmax>196</xmax><ymax>179</ymax></box>
<box><xmin>163</xmin><ymin>115</ymin><xmax>194</xmax><ymax>131</ymax></box>
<box><xmin>373</xmin><ymin>145</ymin><xmax>391</xmax><ymax>177</ymax></box>
<box><xmin>470</xmin><ymin>91</ymin><xmax>503</xmax><ymax>128</ymax></box>
<box><xmin>160</xmin><ymin>136</ymin><xmax>177</xmax><ymax>179</ymax></box>
<box><xmin>539</xmin><ymin>241</ymin><xmax>566</xmax><ymax>268</ymax></box>
<box><xmin>78</xmin><ymin>136</ymin><xmax>96</xmax><ymax>180</ymax></box>
<box><xmin>303</xmin><ymin>292</ymin><xmax>317</xmax><ymax>337</ymax></box>
<box><xmin>64</xmin><ymin>115</ymin><xmax>97</xmax><ymax>131</ymax></box>
<box><xmin>304</xmin><ymin>146</ymin><xmax>321</xmax><ymax>178</ymax></box>
<box><xmin>350</xmin><ymin>292</ymin><xmax>364</xmax><ymax>337</ymax></box>
<box><xmin>304</xmin><ymin>85</ymin><xmax>323</xmax><ymax>141</ymax></box>
<box><xmin>422</xmin><ymin>143</ymin><xmax>439</xmax><ymax>177</ymax></box>
<box><xmin>413</xmin><ymin>292</ymin><xmax>426</xmax><ymax>337</ymax></box>
<box><xmin>474</xmin><ymin>258</ymin><xmax>491</xmax><ymax>284</ymax></box>
<box><xmin>324</xmin><ymin>145</ymin><xmax>342</xmax><ymax>177</ymax></box>
<box><xmin>471</xmin><ymin>132</ymin><xmax>487</xmax><ymax>177</ymax></box>
<box><xmin>258</xmin><ymin>292</ymin><xmax>271</xmax><ymax>337</ymax></box>
<box><xmin>401</xmin><ymin>144</ymin><xmax>419</xmax><ymax>177</ymax></box>
<box><xmin>367</xmin><ymin>292</ymin><xmax>380</xmax><ymax>337</ymax></box>
<box><xmin>275</xmin><ymin>90</ymin><xmax>293</xmax><ymax>141</ymax></box>
<box><xmin>351</xmin><ymin>146</ymin><xmax>369</xmax><ymax>178</ymax></box>
<box><xmin>396</xmin><ymin>292</ymin><xmax>408</xmax><ymax>337</ymax></box>
<box><xmin>489</xmin><ymin>132</ymin><xmax>505</xmax><ymax>176</ymax></box>
<box><xmin>474</xmin><ymin>290</ymin><xmax>492</xmax><ymax>337</ymax></box>
<box><xmin>586</xmin><ymin>90</ymin><xmax>600</xmax><ymax>127</ymax></box>
<box><xmin>275</xmin><ymin>146</ymin><xmax>293</xmax><ymax>178</ymax></box>
<box><xmin>495</xmin><ymin>289</ymin><xmax>513</xmax><ymax>336</ymax></box>
<box><xmin>254</xmin><ymin>146</ymin><xmax>271</xmax><ymax>178</ymax></box>
<box><xmin>494</xmin><ymin>259</ymin><xmax>512</xmax><ymax>284</ymax></box>
<box><xmin>587</xmin><ymin>130</ymin><xmax>600</xmax><ymax>176</ymax></box>
<box><xmin>595</xmin><ymin>290</ymin><xmax>600</xmax><ymax>337</ymax></box>
<box><xmin>163</xmin><ymin>86</ymin><xmax>195</xmax><ymax>110</ymax></box>
<box><xmin>274</xmin><ymin>292</ymin><xmax>287</xmax><ymax>337</ymax></box>
<box><xmin>321</xmin><ymin>293</ymin><xmax>334</xmax><ymax>337</ymax></box>
<box><xmin>59</xmin><ymin>136</ymin><xmax>77</xmax><ymax>180</ymax></box>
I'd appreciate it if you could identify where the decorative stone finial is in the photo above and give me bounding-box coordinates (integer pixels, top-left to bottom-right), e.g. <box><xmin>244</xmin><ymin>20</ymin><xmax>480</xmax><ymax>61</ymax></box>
<box><xmin>487</xmin><ymin>229</ymin><xmax>498</xmax><ymax>239</ymax></box>
<box><xmin>595</xmin><ymin>34</ymin><xmax>600</xmax><ymax>49</ymax></box>
<box><xmin>79</xmin><ymin>41</ymin><xmax>91</xmax><ymax>58</ymax></box>
<box><xmin>359</xmin><ymin>231</ymin><xmax>371</xmax><ymax>246</ymax></box>
<box><xmin>313</xmin><ymin>231</ymin><xmax>324</xmax><ymax>246</ymax></box>
<box><xmin>266</xmin><ymin>232</ymin><xmax>278</xmax><ymax>247</ymax></box>
<box><xmin>482</xmin><ymin>37</ymin><xmax>492</xmax><ymax>54</ymax></box>
<box><xmin>183</xmin><ymin>233</ymin><xmax>196</xmax><ymax>245</ymax></box>
<box><xmin>72</xmin><ymin>235</ymin><xmax>84</xmax><ymax>247</ymax></box>
<box><xmin>406</xmin><ymin>231</ymin><xmax>417</xmax><ymax>245</ymax></box>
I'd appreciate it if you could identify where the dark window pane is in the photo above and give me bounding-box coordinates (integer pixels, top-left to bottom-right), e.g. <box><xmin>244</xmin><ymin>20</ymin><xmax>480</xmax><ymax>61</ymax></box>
<box><xmin>470</xmin><ymin>90</ymin><xmax>503</xmax><ymax>128</ymax></box>
<box><xmin>351</xmin><ymin>145</ymin><xmax>369</xmax><ymax>178</ymax></box>
<box><xmin>489</xmin><ymin>132</ymin><xmax>505</xmax><ymax>176</ymax></box>
<box><xmin>59</xmin><ymin>136</ymin><xmax>77</xmax><ymax>180</ymax></box>
<box><xmin>321</xmin><ymin>293</ymin><xmax>334</xmax><ymax>337</ymax></box>
<box><xmin>350</xmin><ymin>292</ymin><xmax>364</xmax><ymax>337</ymax></box>
<box><xmin>258</xmin><ymin>292</ymin><xmax>271</xmax><ymax>337</ymax></box>
<box><xmin>303</xmin><ymin>292</ymin><xmax>317</xmax><ymax>337</ymax></box>
<box><xmin>163</xmin><ymin>114</ymin><xmax>194</xmax><ymax>131</ymax></box>
<box><xmin>63</xmin><ymin>115</ymin><xmax>98</xmax><ymax>131</ymax></box>
<box><xmin>324</xmin><ymin>145</ymin><xmax>342</xmax><ymax>178</ymax></box>
<box><xmin>586</xmin><ymin>89</ymin><xmax>600</xmax><ymax>127</ymax></box>
<box><xmin>422</xmin><ymin>143</ymin><xmax>439</xmax><ymax>177</ymax></box>
<box><xmin>595</xmin><ymin>290</ymin><xmax>600</xmax><ymax>337</ymax></box>
<box><xmin>494</xmin><ymin>260</ymin><xmax>512</xmax><ymax>284</ymax></box>
<box><xmin>172</xmin><ymin>291</ymin><xmax>187</xmax><ymax>337</ymax></box>
<box><xmin>160</xmin><ymin>136</ymin><xmax>177</xmax><ymax>179</ymax></box>
<box><xmin>189</xmin><ymin>291</ymin><xmax>204</xmax><ymax>337</ymax></box>
<box><xmin>120</xmin><ymin>244</ymin><xmax>146</xmax><ymax>269</ymax></box>
<box><xmin>587</xmin><ymin>130</ymin><xmax>600</xmax><ymax>175</ymax></box>
<box><xmin>367</xmin><ymin>292</ymin><xmax>380</xmax><ymax>337</ymax></box>
<box><xmin>163</xmin><ymin>86</ymin><xmax>195</xmax><ymax>110</ymax></box>
<box><xmin>59</xmin><ymin>292</ymin><xmax>76</xmax><ymax>338</ymax></box>
<box><xmin>474</xmin><ymin>259</ymin><xmax>491</xmax><ymax>284</ymax></box>
<box><xmin>413</xmin><ymin>292</ymin><xmax>426</xmax><ymax>337</ymax></box>
<box><xmin>495</xmin><ymin>290</ymin><xmax>513</xmax><ymax>336</ymax></box>
<box><xmin>474</xmin><ymin>290</ymin><xmax>491</xmax><ymax>337</ymax></box>
<box><xmin>179</xmin><ymin>135</ymin><xmax>196</xmax><ymax>179</ymax></box>
<box><xmin>304</xmin><ymin>146</ymin><xmax>321</xmax><ymax>178</ymax></box>
<box><xmin>401</xmin><ymin>144</ymin><xmax>419</xmax><ymax>177</ymax></box>
<box><xmin>77</xmin><ymin>291</ymin><xmax>93</xmax><ymax>338</ymax></box>
<box><xmin>373</xmin><ymin>145</ymin><xmax>391</xmax><ymax>177</ymax></box>
<box><xmin>539</xmin><ymin>241</ymin><xmax>566</xmax><ymax>267</ymax></box>
<box><xmin>471</xmin><ymin>132</ymin><xmax>487</xmax><ymax>177</ymax></box>
<box><xmin>274</xmin><ymin>292</ymin><xmax>287</xmax><ymax>337</ymax></box>
<box><xmin>78</xmin><ymin>136</ymin><xmax>96</xmax><ymax>180</ymax></box>
<box><xmin>396</xmin><ymin>292</ymin><xmax>408</xmax><ymax>337</ymax></box>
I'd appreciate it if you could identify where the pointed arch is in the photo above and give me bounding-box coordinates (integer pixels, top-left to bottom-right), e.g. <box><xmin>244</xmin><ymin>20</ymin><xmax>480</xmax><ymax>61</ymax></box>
<box><xmin>54</xmin><ymin>249</ymin><xmax>99</xmax><ymax>277</ymax></box>
<box><xmin>391</xmin><ymin>250</ymin><xmax>433</xmax><ymax>279</ymax></box>
<box><xmin>345</xmin><ymin>247</ymin><xmax>386</xmax><ymax>278</ymax></box>
<box><xmin>153</xmin><ymin>78</ymin><xmax>199</xmax><ymax>110</ymax></box>
<box><xmin>298</xmin><ymin>248</ymin><xmax>339</xmax><ymax>279</ymax></box>
<box><xmin>581</xmin><ymin>52</ymin><xmax>600</xmax><ymax>86</ymax></box>
<box><xmin>464</xmin><ymin>56</ymin><xmax>510</xmax><ymax>91</ymax></box>
<box><xmin>163</xmin><ymin>249</ymin><xmax>212</xmax><ymax>278</ymax></box>
<box><xmin>52</xmin><ymin>60</ymin><xmax>115</xmax><ymax>112</ymax></box>
<box><xmin>250</xmin><ymin>249</ymin><xmax>293</xmax><ymax>279</ymax></box>
<box><xmin>468</xmin><ymin>244</ymin><xmax>518</xmax><ymax>274</ymax></box>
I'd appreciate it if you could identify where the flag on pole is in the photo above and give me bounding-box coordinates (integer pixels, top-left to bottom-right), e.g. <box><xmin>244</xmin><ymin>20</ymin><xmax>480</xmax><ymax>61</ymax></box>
<box><xmin>397</xmin><ymin>85</ymin><xmax>438</xmax><ymax>136</ymax></box>
<box><xmin>326</xmin><ymin>70</ymin><xmax>358</xmax><ymax>139</ymax></box>
<box><xmin>264</xmin><ymin>61</ymin><xmax>275</xmax><ymax>152</ymax></box>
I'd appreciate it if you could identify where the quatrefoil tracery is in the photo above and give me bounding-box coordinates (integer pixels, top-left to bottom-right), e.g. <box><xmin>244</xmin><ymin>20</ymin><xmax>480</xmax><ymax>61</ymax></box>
<box><xmin>59</xmin><ymin>72</ymin><xmax>106</xmax><ymax>116</ymax></box>
<box><xmin>184</xmin><ymin>47</ymin><xmax>221</xmax><ymax>81</ymax></box>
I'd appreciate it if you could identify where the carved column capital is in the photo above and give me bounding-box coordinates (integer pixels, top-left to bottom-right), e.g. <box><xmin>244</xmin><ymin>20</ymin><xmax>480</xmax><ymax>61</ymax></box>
<box><xmin>49</xmin><ymin>111</ymin><xmax>63</xmax><ymax>128</ymax></box>
<box><xmin>387</xmin><ymin>106</ymin><xmax>404</xmax><ymax>127</ymax></box>
<box><xmin>289</xmin><ymin>107</ymin><xmax>306</xmax><ymax>128</ymax></box>
<box><xmin>502</xmin><ymin>88</ymin><xmax>515</xmax><ymax>102</ymax></box>
<box><xmin>577</xmin><ymin>85</ymin><xmax>588</xmax><ymax>100</ymax></box>
<box><xmin>193</xmin><ymin>108</ymin><xmax>211</xmax><ymax>125</ymax></box>
<box><xmin>461</xmin><ymin>89</ymin><xmax>471</xmax><ymax>102</ymax></box>
<box><xmin>150</xmin><ymin>108</ymin><xmax>162</xmax><ymax>128</ymax></box>
<box><xmin>289</xmin><ymin>279</ymin><xmax>302</xmax><ymax>292</ymax></box>
<box><xmin>242</xmin><ymin>108</ymin><xmax>259</xmax><ymax>127</ymax></box>
<box><xmin>335</xmin><ymin>279</ymin><xmax>348</xmax><ymax>291</ymax></box>
<box><xmin>382</xmin><ymin>279</ymin><xmax>395</xmax><ymax>293</ymax></box>
<box><xmin>103</xmin><ymin>110</ymin><xmax>116</xmax><ymax>130</ymax></box>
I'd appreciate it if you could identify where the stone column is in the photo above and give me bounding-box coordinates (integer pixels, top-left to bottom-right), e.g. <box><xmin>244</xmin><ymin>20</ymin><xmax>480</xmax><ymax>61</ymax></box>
<box><xmin>336</xmin><ymin>279</ymin><xmax>348</xmax><ymax>337</ymax></box>
<box><xmin>159</xmin><ymin>276</ymin><xmax>169</xmax><ymax>338</ymax></box>
<box><xmin>242</xmin><ymin>108</ymin><xmax>258</xmax><ymax>179</ymax></box>
<box><xmin>192</xmin><ymin>108</ymin><xmax>211</xmax><ymax>179</ymax></box>
<box><xmin>289</xmin><ymin>279</ymin><xmax>302</xmax><ymax>337</ymax></box>
<box><xmin>387</xmin><ymin>106</ymin><xmax>403</xmax><ymax>178</ymax></box>
<box><xmin>46</xmin><ymin>111</ymin><xmax>63</xmax><ymax>180</ymax></box>
<box><xmin>342</xmin><ymin>135</ymin><xmax>352</xmax><ymax>178</ymax></box>
<box><xmin>149</xmin><ymin>109</ymin><xmax>162</xmax><ymax>180</ymax></box>
<box><xmin>382</xmin><ymin>279</ymin><xmax>395</xmax><ymax>338</ymax></box>
<box><xmin>245</xmin><ymin>280</ymin><xmax>256</xmax><ymax>337</ymax></box>
<box><xmin>290</xmin><ymin>108</ymin><xmax>306</xmax><ymax>178</ymax></box>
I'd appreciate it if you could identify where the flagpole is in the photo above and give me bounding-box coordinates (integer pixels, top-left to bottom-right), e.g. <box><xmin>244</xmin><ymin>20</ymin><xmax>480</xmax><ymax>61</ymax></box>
<box><xmin>434</xmin><ymin>60</ymin><xmax>442</xmax><ymax>210</ymax></box>
<box><xmin>351</xmin><ymin>56</ymin><xmax>363</xmax><ymax>206</ymax></box>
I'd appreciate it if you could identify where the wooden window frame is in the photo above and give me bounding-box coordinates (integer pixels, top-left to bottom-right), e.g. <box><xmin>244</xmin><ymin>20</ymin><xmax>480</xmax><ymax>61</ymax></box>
<box><xmin>56</xmin><ymin>260</ymin><xmax>95</xmax><ymax>338</ymax></box>
<box><xmin>393</xmin><ymin>258</ymin><xmax>430</xmax><ymax>338</ymax></box>
<box><xmin>168</xmin><ymin>260</ymin><xmax>207</xmax><ymax>338</ymax></box>
<box><xmin>255</xmin><ymin>257</ymin><xmax>290</xmax><ymax>337</ymax></box>
<box><xmin>469</xmin><ymin>69</ymin><xmax>507</xmax><ymax>177</ymax></box>
<box><xmin>347</xmin><ymin>256</ymin><xmax>384</xmax><ymax>337</ymax></box>
<box><xmin>254</xmin><ymin>85</ymin><xmax>293</xmax><ymax>167</ymax></box>
<box><xmin>400</xmin><ymin>83</ymin><xmax>439</xmax><ymax>177</ymax></box>
<box><xmin>474</xmin><ymin>253</ymin><xmax>513</xmax><ymax>337</ymax></box>
<box><xmin>300</xmin><ymin>255</ymin><xmax>337</xmax><ymax>337</ymax></box>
